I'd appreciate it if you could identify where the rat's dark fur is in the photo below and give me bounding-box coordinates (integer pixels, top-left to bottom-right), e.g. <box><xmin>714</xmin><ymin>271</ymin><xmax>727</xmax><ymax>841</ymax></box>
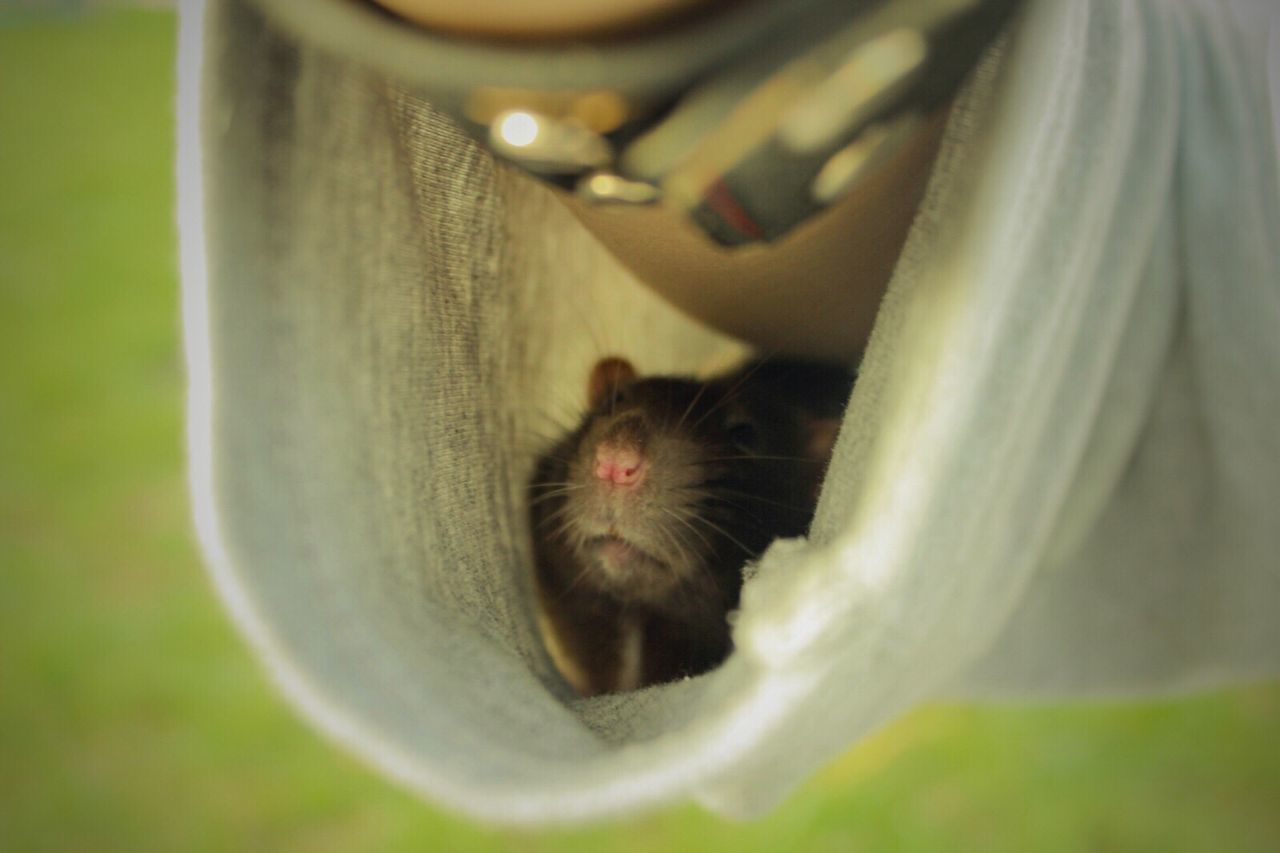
<box><xmin>529</xmin><ymin>357</ymin><xmax>854</xmax><ymax>695</ymax></box>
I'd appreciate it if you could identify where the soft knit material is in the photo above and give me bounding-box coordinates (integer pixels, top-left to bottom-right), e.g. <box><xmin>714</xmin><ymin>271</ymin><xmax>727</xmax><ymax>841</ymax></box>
<box><xmin>178</xmin><ymin>0</ymin><xmax>1280</xmax><ymax>823</ymax></box>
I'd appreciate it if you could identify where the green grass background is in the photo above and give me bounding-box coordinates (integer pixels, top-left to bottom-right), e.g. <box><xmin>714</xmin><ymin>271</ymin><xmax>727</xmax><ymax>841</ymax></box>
<box><xmin>2</xmin><ymin>9</ymin><xmax>1278</xmax><ymax>851</ymax></box>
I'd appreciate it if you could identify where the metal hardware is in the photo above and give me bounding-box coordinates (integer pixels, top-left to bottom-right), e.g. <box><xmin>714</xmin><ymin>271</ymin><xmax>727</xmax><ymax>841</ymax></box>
<box><xmin>576</xmin><ymin>172</ymin><xmax>662</xmax><ymax>205</ymax></box>
<box><xmin>780</xmin><ymin>28</ymin><xmax>929</xmax><ymax>155</ymax></box>
<box><xmin>811</xmin><ymin>111</ymin><xmax>922</xmax><ymax>204</ymax></box>
<box><xmin>487</xmin><ymin>109</ymin><xmax>613</xmax><ymax>174</ymax></box>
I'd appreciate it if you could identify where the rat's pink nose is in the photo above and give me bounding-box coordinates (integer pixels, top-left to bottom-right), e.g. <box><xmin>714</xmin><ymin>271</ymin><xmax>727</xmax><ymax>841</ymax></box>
<box><xmin>594</xmin><ymin>443</ymin><xmax>646</xmax><ymax>486</ymax></box>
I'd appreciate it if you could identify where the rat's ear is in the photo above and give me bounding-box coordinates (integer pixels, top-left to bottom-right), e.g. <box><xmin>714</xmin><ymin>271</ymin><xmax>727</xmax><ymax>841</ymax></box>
<box><xmin>803</xmin><ymin>416</ymin><xmax>842</xmax><ymax>505</ymax></box>
<box><xmin>804</xmin><ymin>417</ymin><xmax>841</xmax><ymax>465</ymax></box>
<box><xmin>587</xmin><ymin>357</ymin><xmax>638</xmax><ymax>409</ymax></box>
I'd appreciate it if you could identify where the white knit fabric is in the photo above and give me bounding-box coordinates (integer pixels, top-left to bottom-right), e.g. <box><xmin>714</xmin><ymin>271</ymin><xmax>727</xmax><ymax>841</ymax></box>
<box><xmin>178</xmin><ymin>0</ymin><xmax>1280</xmax><ymax>823</ymax></box>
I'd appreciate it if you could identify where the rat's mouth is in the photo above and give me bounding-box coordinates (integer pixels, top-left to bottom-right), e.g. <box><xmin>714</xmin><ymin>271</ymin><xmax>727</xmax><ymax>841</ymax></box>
<box><xmin>582</xmin><ymin>533</ymin><xmax>706</xmax><ymax>606</ymax></box>
<box><xmin>587</xmin><ymin>534</ymin><xmax>666</xmax><ymax>574</ymax></box>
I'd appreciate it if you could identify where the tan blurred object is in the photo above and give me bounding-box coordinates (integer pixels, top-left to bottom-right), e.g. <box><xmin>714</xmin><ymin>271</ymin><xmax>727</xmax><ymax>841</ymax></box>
<box><xmin>365</xmin><ymin>0</ymin><xmax>949</xmax><ymax>361</ymax></box>
<box><xmin>558</xmin><ymin>106</ymin><xmax>948</xmax><ymax>362</ymax></box>
<box><xmin>366</xmin><ymin>0</ymin><xmax>723</xmax><ymax>39</ymax></box>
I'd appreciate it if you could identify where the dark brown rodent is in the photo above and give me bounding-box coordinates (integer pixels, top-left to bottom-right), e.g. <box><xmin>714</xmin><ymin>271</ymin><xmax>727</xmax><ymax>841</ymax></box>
<box><xmin>529</xmin><ymin>356</ymin><xmax>855</xmax><ymax>696</ymax></box>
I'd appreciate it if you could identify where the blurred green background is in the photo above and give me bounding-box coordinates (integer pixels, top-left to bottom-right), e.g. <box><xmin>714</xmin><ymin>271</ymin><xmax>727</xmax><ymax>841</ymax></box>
<box><xmin>2</xmin><ymin>8</ymin><xmax>1278</xmax><ymax>852</ymax></box>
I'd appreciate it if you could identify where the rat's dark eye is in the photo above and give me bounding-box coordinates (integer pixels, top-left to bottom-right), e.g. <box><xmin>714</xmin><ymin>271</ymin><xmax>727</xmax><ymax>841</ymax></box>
<box><xmin>725</xmin><ymin>418</ymin><xmax>759</xmax><ymax>453</ymax></box>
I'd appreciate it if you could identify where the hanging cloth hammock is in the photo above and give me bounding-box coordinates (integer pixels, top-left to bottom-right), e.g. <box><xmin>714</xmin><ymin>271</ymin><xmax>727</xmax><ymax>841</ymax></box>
<box><xmin>177</xmin><ymin>0</ymin><xmax>1280</xmax><ymax>824</ymax></box>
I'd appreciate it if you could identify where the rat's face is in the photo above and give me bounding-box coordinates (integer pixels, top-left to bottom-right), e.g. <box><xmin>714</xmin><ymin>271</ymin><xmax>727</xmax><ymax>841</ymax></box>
<box><xmin>548</xmin><ymin>358</ymin><xmax>824</xmax><ymax>612</ymax></box>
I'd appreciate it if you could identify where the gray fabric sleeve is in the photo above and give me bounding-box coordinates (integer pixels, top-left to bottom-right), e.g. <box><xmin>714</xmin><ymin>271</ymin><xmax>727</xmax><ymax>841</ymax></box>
<box><xmin>180</xmin><ymin>0</ymin><xmax>1280</xmax><ymax>823</ymax></box>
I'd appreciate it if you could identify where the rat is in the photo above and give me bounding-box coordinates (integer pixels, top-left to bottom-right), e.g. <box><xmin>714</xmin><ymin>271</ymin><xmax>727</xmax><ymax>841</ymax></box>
<box><xmin>528</xmin><ymin>355</ymin><xmax>855</xmax><ymax>696</ymax></box>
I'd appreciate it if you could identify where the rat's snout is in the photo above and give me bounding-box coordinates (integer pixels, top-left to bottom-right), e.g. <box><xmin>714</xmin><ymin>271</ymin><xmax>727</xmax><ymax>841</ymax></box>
<box><xmin>594</xmin><ymin>413</ymin><xmax>649</xmax><ymax>487</ymax></box>
<box><xmin>594</xmin><ymin>441</ymin><xmax>647</xmax><ymax>487</ymax></box>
